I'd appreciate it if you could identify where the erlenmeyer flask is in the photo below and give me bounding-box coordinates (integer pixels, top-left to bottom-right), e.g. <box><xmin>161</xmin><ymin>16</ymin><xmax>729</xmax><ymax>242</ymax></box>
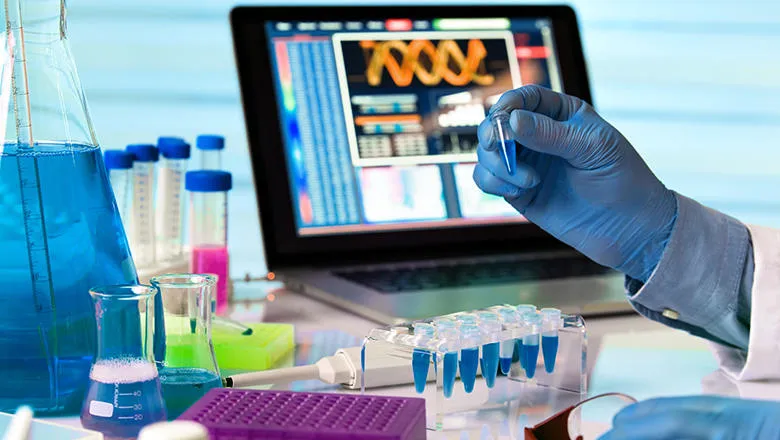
<box><xmin>80</xmin><ymin>286</ymin><xmax>167</xmax><ymax>438</ymax></box>
<box><xmin>150</xmin><ymin>274</ymin><xmax>222</xmax><ymax>419</ymax></box>
<box><xmin>0</xmin><ymin>0</ymin><xmax>136</xmax><ymax>413</ymax></box>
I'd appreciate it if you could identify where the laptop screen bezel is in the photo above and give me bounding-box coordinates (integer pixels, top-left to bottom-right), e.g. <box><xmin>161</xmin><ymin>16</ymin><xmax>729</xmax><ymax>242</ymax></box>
<box><xmin>231</xmin><ymin>5</ymin><xmax>593</xmax><ymax>270</ymax></box>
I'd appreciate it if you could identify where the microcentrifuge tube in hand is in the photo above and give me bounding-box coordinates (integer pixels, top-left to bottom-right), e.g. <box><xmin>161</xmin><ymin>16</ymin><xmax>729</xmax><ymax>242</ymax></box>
<box><xmin>476</xmin><ymin>312</ymin><xmax>501</xmax><ymax>388</ymax></box>
<box><xmin>491</xmin><ymin>111</ymin><xmax>516</xmax><ymax>175</ymax></box>
<box><xmin>541</xmin><ymin>308</ymin><xmax>562</xmax><ymax>374</ymax></box>
<box><xmin>459</xmin><ymin>323</ymin><xmax>481</xmax><ymax>393</ymax></box>
<box><xmin>411</xmin><ymin>323</ymin><xmax>435</xmax><ymax>394</ymax></box>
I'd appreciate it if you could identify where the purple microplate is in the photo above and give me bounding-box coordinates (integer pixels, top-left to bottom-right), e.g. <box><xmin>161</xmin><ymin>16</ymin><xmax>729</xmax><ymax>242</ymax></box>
<box><xmin>178</xmin><ymin>388</ymin><xmax>426</xmax><ymax>440</ymax></box>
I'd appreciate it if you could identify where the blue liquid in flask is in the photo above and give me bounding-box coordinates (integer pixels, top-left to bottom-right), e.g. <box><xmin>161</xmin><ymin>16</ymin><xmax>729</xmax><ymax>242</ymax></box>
<box><xmin>80</xmin><ymin>359</ymin><xmax>167</xmax><ymax>439</ymax></box>
<box><xmin>159</xmin><ymin>367</ymin><xmax>222</xmax><ymax>419</ymax></box>
<box><xmin>0</xmin><ymin>144</ymin><xmax>136</xmax><ymax>413</ymax></box>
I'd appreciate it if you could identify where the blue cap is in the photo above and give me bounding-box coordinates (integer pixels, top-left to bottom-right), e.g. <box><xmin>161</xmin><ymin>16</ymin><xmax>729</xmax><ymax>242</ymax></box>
<box><xmin>196</xmin><ymin>135</ymin><xmax>225</xmax><ymax>151</ymax></box>
<box><xmin>185</xmin><ymin>170</ymin><xmax>232</xmax><ymax>192</ymax></box>
<box><xmin>158</xmin><ymin>137</ymin><xmax>191</xmax><ymax>159</ymax></box>
<box><xmin>126</xmin><ymin>144</ymin><xmax>159</xmax><ymax>162</ymax></box>
<box><xmin>103</xmin><ymin>150</ymin><xmax>134</xmax><ymax>170</ymax></box>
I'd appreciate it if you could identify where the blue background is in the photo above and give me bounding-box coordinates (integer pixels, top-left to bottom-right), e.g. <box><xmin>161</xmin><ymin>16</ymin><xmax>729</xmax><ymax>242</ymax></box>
<box><xmin>66</xmin><ymin>0</ymin><xmax>780</xmax><ymax>278</ymax></box>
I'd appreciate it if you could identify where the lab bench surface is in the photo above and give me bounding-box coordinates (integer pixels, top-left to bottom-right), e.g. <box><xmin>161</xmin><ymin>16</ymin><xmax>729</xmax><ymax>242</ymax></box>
<box><xmin>43</xmin><ymin>288</ymin><xmax>778</xmax><ymax>438</ymax></box>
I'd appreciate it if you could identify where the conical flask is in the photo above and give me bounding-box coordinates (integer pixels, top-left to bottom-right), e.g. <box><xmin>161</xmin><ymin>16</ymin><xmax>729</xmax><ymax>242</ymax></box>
<box><xmin>0</xmin><ymin>0</ymin><xmax>137</xmax><ymax>413</ymax></box>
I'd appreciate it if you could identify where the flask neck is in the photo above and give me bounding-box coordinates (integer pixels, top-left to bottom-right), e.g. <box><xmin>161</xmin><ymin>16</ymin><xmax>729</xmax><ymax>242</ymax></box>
<box><xmin>4</xmin><ymin>0</ymin><xmax>67</xmax><ymax>41</ymax></box>
<box><xmin>91</xmin><ymin>287</ymin><xmax>157</xmax><ymax>363</ymax></box>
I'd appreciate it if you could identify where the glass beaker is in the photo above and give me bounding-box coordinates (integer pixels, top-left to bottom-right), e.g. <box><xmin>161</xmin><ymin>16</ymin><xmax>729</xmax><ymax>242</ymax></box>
<box><xmin>80</xmin><ymin>286</ymin><xmax>167</xmax><ymax>439</ymax></box>
<box><xmin>0</xmin><ymin>0</ymin><xmax>136</xmax><ymax>413</ymax></box>
<box><xmin>150</xmin><ymin>274</ymin><xmax>222</xmax><ymax>419</ymax></box>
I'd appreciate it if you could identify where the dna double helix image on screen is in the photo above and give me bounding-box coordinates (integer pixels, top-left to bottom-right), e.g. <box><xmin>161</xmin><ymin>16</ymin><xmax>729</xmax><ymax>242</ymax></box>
<box><xmin>335</xmin><ymin>31</ymin><xmax>521</xmax><ymax>167</ymax></box>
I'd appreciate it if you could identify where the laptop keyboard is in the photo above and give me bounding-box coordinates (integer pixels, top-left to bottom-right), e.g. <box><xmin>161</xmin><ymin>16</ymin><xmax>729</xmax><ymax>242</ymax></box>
<box><xmin>334</xmin><ymin>257</ymin><xmax>613</xmax><ymax>293</ymax></box>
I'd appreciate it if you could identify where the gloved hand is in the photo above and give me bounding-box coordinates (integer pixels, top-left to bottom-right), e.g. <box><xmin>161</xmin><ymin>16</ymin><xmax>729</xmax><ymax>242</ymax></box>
<box><xmin>473</xmin><ymin>85</ymin><xmax>677</xmax><ymax>282</ymax></box>
<box><xmin>600</xmin><ymin>395</ymin><xmax>780</xmax><ymax>439</ymax></box>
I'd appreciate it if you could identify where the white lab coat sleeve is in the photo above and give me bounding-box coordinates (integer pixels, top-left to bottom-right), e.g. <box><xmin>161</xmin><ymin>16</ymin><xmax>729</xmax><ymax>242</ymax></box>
<box><xmin>710</xmin><ymin>224</ymin><xmax>780</xmax><ymax>381</ymax></box>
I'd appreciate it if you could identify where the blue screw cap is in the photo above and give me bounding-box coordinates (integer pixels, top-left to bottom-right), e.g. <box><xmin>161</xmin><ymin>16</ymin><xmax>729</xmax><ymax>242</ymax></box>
<box><xmin>126</xmin><ymin>144</ymin><xmax>159</xmax><ymax>162</ymax></box>
<box><xmin>196</xmin><ymin>135</ymin><xmax>225</xmax><ymax>151</ymax></box>
<box><xmin>185</xmin><ymin>170</ymin><xmax>232</xmax><ymax>192</ymax></box>
<box><xmin>104</xmin><ymin>150</ymin><xmax>134</xmax><ymax>170</ymax></box>
<box><xmin>158</xmin><ymin>136</ymin><xmax>191</xmax><ymax>159</ymax></box>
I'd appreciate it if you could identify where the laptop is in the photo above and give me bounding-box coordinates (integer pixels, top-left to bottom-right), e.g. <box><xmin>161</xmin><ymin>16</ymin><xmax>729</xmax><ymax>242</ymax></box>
<box><xmin>231</xmin><ymin>5</ymin><xmax>631</xmax><ymax>324</ymax></box>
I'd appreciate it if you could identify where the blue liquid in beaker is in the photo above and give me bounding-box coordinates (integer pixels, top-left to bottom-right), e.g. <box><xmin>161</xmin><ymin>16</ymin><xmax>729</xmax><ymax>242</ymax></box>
<box><xmin>0</xmin><ymin>144</ymin><xmax>136</xmax><ymax>413</ymax></box>
<box><xmin>159</xmin><ymin>367</ymin><xmax>222</xmax><ymax>419</ymax></box>
<box><xmin>80</xmin><ymin>359</ymin><xmax>167</xmax><ymax>439</ymax></box>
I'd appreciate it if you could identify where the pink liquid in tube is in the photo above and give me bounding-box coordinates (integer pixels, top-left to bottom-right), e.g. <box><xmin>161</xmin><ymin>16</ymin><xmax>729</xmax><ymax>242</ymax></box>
<box><xmin>192</xmin><ymin>246</ymin><xmax>229</xmax><ymax>315</ymax></box>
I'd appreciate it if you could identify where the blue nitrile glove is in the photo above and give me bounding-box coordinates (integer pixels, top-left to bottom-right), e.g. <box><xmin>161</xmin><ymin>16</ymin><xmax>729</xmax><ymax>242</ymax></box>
<box><xmin>600</xmin><ymin>395</ymin><xmax>780</xmax><ymax>440</ymax></box>
<box><xmin>473</xmin><ymin>85</ymin><xmax>677</xmax><ymax>282</ymax></box>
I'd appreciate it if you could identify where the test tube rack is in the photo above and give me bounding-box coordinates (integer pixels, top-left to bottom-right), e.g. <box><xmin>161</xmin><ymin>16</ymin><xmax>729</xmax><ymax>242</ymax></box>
<box><xmin>361</xmin><ymin>305</ymin><xmax>587</xmax><ymax>434</ymax></box>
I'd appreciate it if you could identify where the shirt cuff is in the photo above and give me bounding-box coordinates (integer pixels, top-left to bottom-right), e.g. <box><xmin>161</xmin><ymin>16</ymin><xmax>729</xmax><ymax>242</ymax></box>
<box><xmin>627</xmin><ymin>193</ymin><xmax>750</xmax><ymax>339</ymax></box>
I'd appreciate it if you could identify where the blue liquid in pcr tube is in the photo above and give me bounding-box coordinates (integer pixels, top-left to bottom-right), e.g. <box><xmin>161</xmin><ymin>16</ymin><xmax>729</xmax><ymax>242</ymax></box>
<box><xmin>480</xmin><ymin>343</ymin><xmax>500</xmax><ymax>388</ymax></box>
<box><xmin>460</xmin><ymin>348</ymin><xmax>479</xmax><ymax>393</ymax></box>
<box><xmin>515</xmin><ymin>339</ymin><xmax>524</xmax><ymax>369</ymax></box>
<box><xmin>411</xmin><ymin>349</ymin><xmax>430</xmax><ymax>394</ymax></box>
<box><xmin>542</xmin><ymin>335</ymin><xmax>559</xmax><ymax>374</ymax></box>
<box><xmin>501</xmin><ymin>140</ymin><xmax>516</xmax><ymax>175</ymax></box>
<box><xmin>499</xmin><ymin>357</ymin><xmax>513</xmax><ymax>375</ymax></box>
<box><xmin>443</xmin><ymin>352</ymin><xmax>458</xmax><ymax>398</ymax></box>
<box><xmin>522</xmin><ymin>343</ymin><xmax>540</xmax><ymax>379</ymax></box>
<box><xmin>160</xmin><ymin>367</ymin><xmax>222</xmax><ymax>419</ymax></box>
<box><xmin>499</xmin><ymin>340</ymin><xmax>515</xmax><ymax>375</ymax></box>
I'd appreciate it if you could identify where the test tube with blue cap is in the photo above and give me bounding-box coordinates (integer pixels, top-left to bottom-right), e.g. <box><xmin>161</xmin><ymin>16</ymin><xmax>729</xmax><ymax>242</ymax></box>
<box><xmin>104</xmin><ymin>150</ymin><xmax>134</xmax><ymax>224</ymax></box>
<box><xmin>411</xmin><ymin>322</ymin><xmax>436</xmax><ymax>394</ymax></box>
<box><xmin>475</xmin><ymin>311</ymin><xmax>501</xmax><ymax>388</ymax></box>
<box><xmin>458</xmin><ymin>323</ymin><xmax>481</xmax><ymax>393</ymax></box>
<box><xmin>126</xmin><ymin>143</ymin><xmax>159</xmax><ymax>268</ymax></box>
<box><xmin>496</xmin><ymin>307</ymin><xmax>521</xmax><ymax>374</ymax></box>
<box><xmin>156</xmin><ymin>137</ymin><xmax>190</xmax><ymax>262</ymax></box>
<box><xmin>521</xmin><ymin>312</ymin><xmax>542</xmax><ymax>379</ymax></box>
<box><xmin>196</xmin><ymin>135</ymin><xmax>225</xmax><ymax>170</ymax></box>
<box><xmin>515</xmin><ymin>304</ymin><xmax>537</xmax><ymax>370</ymax></box>
<box><xmin>491</xmin><ymin>111</ymin><xmax>515</xmax><ymax>175</ymax></box>
<box><xmin>186</xmin><ymin>170</ymin><xmax>232</xmax><ymax>315</ymax></box>
<box><xmin>541</xmin><ymin>308</ymin><xmax>562</xmax><ymax>374</ymax></box>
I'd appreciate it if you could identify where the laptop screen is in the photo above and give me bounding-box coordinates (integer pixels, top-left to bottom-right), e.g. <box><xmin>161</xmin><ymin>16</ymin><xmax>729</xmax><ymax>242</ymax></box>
<box><xmin>265</xmin><ymin>17</ymin><xmax>563</xmax><ymax>236</ymax></box>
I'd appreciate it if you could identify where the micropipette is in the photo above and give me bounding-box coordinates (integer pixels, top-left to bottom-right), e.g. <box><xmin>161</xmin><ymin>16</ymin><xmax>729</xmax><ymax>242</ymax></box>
<box><xmin>491</xmin><ymin>111</ymin><xmax>515</xmax><ymax>175</ymax></box>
